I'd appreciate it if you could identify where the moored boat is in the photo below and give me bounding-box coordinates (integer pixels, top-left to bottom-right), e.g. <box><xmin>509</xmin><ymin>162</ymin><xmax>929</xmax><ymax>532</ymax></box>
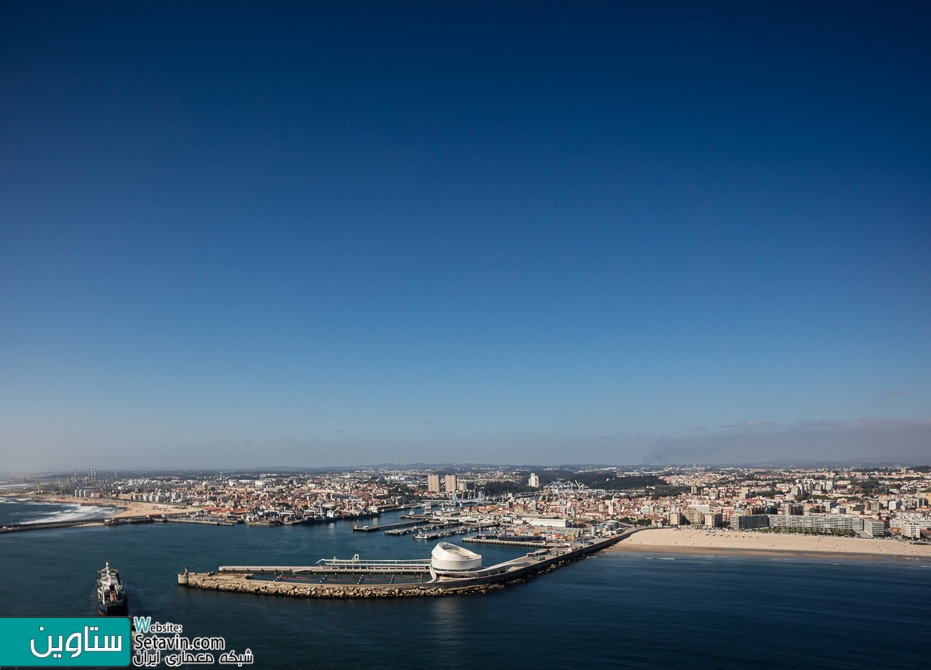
<box><xmin>243</xmin><ymin>515</ymin><xmax>282</xmax><ymax>526</ymax></box>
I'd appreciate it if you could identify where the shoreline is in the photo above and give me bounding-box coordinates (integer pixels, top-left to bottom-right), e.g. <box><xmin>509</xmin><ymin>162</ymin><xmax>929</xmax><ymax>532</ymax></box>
<box><xmin>5</xmin><ymin>494</ymin><xmax>930</xmax><ymax>563</ymax></box>
<box><xmin>610</xmin><ymin>528</ymin><xmax>931</xmax><ymax>560</ymax></box>
<box><xmin>0</xmin><ymin>492</ymin><xmax>196</xmax><ymax>520</ymax></box>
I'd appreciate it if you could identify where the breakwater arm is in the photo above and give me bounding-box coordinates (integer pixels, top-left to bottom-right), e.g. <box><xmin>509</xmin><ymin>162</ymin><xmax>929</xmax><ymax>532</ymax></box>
<box><xmin>178</xmin><ymin>531</ymin><xmax>639</xmax><ymax>599</ymax></box>
<box><xmin>0</xmin><ymin>518</ymin><xmax>113</xmax><ymax>533</ymax></box>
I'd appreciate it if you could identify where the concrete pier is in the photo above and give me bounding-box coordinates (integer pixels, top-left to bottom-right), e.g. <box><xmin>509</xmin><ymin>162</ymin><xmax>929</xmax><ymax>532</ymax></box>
<box><xmin>0</xmin><ymin>518</ymin><xmax>112</xmax><ymax>533</ymax></box>
<box><xmin>353</xmin><ymin>520</ymin><xmax>427</xmax><ymax>532</ymax></box>
<box><xmin>462</xmin><ymin>537</ymin><xmax>549</xmax><ymax>548</ymax></box>
<box><xmin>179</xmin><ymin>530</ymin><xmax>641</xmax><ymax>599</ymax></box>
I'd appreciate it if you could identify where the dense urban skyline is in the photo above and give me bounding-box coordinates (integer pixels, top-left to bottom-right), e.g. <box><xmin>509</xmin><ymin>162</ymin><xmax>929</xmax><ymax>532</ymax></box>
<box><xmin>2</xmin><ymin>2</ymin><xmax>929</xmax><ymax>471</ymax></box>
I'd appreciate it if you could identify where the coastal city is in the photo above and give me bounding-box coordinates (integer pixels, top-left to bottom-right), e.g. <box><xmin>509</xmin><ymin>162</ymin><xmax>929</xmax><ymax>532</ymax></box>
<box><xmin>5</xmin><ymin>464</ymin><xmax>931</xmax><ymax>550</ymax></box>
<box><xmin>3</xmin><ymin>464</ymin><xmax>931</xmax><ymax>666</ymax></box>
<box><xmin>4</xmin><ymin>0</ymin><xmax>930</xmax><ymax>666</ymax></box>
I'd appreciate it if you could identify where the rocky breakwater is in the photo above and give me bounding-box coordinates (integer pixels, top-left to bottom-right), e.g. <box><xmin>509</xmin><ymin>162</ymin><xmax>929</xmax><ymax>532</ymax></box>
<box><xmin>179</xmin><ymin>571</ymin><xmax>503</xmax><ymax>598</ymax></box>
<box><xmin>177</xmin><ymin>533</ymin><xmax>630</xmax><ymax>599</ymax></box>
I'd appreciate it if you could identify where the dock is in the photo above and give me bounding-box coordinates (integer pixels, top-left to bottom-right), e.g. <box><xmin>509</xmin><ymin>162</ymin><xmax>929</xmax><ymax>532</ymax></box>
<box><xmin>178</xmin><ymin>528</ymin><xmax>646</xmax><ymax>598</ymax></box>
<box><xmin>463</xmin><ymin>536</ymin><xmax>549</xmax><ymax>548</ymax></box>
<box><xmin>218</xmin><ymin>556</ymin><xmax>432</xmax><ymax>575</ymax></box>
<box><xmin>0</xmin><ymin>518</ymin><xmax>113</xmax><ymax>533</ymax></box>
<box><xmin>167</xmin><ymin>516</ymin><xmax>235</xmax><ymax>526</ymax></box>
<box><xmin>353</xmin><ymin>520</ymin><xmax>426</xmax><ymax>533</ymax></box>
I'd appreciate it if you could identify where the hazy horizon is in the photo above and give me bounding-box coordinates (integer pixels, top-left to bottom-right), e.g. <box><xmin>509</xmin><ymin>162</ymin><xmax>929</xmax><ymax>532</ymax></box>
<box><xmin>2</xmin><ymin>2</ymin><xmax>929</xmax><ymax>471</ymax></box>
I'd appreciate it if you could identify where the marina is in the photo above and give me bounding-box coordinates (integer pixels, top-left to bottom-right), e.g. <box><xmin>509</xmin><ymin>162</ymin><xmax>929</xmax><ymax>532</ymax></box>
<box><xmin>385</xmin><ymin>524</ymin><xmax>433</xmax><ymax>536</ymax></box>
<box><xmin>463</xmin><ymin>536</ymin><xmax>549</xmax><ymax>548</ymax></box>
<box><xmin>353</xmin><ymin>519</ymin><xmax>426</xmax><ymax>533</ymax></box>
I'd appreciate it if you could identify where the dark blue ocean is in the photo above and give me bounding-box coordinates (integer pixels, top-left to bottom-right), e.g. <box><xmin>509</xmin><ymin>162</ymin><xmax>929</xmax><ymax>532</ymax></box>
<box><xmin>2</xmin><ymin>499</ymin><xmax>929</xmax><ymax>669</ymax></box>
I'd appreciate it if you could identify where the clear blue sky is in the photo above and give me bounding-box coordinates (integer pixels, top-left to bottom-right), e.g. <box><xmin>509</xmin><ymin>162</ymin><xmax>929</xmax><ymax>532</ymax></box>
<box><xmin>1</xmin><ymin>2</ymin><xmax>929</xmax><ymax>471</ymax></box>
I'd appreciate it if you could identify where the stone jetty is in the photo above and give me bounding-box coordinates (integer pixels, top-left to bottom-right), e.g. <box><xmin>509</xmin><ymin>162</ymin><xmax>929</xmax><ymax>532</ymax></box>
<box><xmin>179</xmin><ymin>571</ymin><xmax>504</xmax><ymax>598</ymax></box>
<box><xmin>178</xmin><ymin>530</ymin><xmax>639</xmax><ymax>599</ymax></box>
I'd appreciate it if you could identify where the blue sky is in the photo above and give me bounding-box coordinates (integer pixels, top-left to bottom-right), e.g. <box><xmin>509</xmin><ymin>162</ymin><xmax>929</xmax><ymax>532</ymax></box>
<box><xmin>2</xmin><ymin>2</ymin><xmax>929</xmax><ymax>470</ymax></box>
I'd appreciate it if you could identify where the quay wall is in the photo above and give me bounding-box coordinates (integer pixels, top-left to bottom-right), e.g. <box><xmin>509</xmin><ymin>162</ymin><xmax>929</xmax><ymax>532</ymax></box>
<box><xmin>0</xmin><ymin>518</ymin><xmax>112</xmax><ymax>533</ymax></box>
<box><xmin>179</xmin><ymin>530</ymin><xmax>642</xmax><ymax>599</ymax></box>
<box><xmin>179</xmin><ymin>572</ymin><xmax>504</xmax><ymax>598</ymax></box>
<box><xmin>462</xmin><ymin>538</ymin><xmax>548</xmax><ymax>548</ymax></box>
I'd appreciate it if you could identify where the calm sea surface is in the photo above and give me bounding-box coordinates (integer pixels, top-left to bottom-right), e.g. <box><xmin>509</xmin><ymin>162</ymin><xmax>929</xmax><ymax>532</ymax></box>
<box><xmin>2</xmin><ymin>499</ymin><xmax>929</xmax><ymax>669</ymax></box>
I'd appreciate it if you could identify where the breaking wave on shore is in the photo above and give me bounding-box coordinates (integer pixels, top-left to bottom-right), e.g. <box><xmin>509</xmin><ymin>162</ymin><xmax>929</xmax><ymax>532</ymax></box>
<box><xmin>0</xmin><ymin>498</ymin><xmax>115</xmax><ymax>525</ymax></box>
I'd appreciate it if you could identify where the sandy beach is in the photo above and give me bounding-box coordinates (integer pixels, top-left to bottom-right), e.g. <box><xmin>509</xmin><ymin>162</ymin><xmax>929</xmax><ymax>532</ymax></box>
<box><xmin>4</xmin><ymin>492</ymin><xmax>196</xmax><ymax>519</ymax></box>
<box><xmin>611</xmin><ymin>527</ymin><xmax>931</xmax><ymax>559</ymax></box>
<box><xmin>107</xmin><ymin>500</ymin><xmax>197</xmax><ymax>518</ymax></box>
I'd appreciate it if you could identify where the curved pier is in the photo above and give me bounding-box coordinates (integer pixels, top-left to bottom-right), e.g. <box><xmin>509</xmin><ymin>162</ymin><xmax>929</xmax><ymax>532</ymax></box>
<box><xmin>179</xmin><ymin>530</ymin><xmax>640</xmax><ymax>599</ymax></box>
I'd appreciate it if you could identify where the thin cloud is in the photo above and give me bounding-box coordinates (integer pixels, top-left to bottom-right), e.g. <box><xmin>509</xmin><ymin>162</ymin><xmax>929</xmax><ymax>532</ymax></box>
<box><xmin>794</xmin><ymin>419</ymin><xmax>842</xmax><ymax>429</ymax></box>
<box><xmin>694</xmin><ymin>424</ymin><xmax>706</xmax><ymax>432</ymax></box>
<box><xmin>720</xmin><ymin>420</ymin><xmax>777</xmax><ymax>430</ymax></box>
<box><xmin>851</xmin><ymin>416</ymin><xmax>931</xmax><ymax>428</ymax></box>
<box><xmin>794</xmin><ymin>417</ymin><xmax>931</xmax><ymax>431</ymax></box>
<box><xmin>880</xmin><ymin>390</ymin><xmax>906</xmax><ymax>398</ymax></box>
<box><xmin>592</xmin><ymin>433</ymin><xmax>624</xmax><ymax>441</ymax></box>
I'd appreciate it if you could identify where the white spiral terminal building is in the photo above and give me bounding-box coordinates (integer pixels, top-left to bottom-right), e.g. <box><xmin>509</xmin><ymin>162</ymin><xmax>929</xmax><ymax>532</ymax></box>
<box><xmin>430</xmin><ymin>542</ymin><xmax>482</xmax><ymax>572</ymax></box>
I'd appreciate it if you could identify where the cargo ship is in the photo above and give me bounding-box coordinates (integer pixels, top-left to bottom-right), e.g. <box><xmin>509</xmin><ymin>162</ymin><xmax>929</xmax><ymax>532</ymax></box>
<box><xmin>97</xmin><ymin>561</ymin><xmax>128</xmax><ymax>616</ymax></box>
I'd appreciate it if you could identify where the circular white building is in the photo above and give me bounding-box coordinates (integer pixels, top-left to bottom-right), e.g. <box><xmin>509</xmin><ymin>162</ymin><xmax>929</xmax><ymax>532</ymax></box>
<box><xmin>431</xmin><ymin>542</ymin><xmax>482</xmax><ymax>572</ymax></box>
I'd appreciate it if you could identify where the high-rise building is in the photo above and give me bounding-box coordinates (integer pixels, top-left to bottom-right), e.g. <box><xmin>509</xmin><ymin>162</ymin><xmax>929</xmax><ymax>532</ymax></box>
<box><xmin>427</xmin><ymin>474</ymin><xmax>441</xmax><ymax>493</ymax></box>
<box><xmin>528</xmin><ymin>473</ymin><xmax>540</xmax><ymax>488</ymax></box>
<box><xmin>445</xmin><ymin>474</ymin><xmax>457</xmax><ymax>493</ymax></box>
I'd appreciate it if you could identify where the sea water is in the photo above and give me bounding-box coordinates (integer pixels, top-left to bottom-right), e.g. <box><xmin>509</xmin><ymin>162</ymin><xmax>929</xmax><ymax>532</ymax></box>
<box><xmin>1</xmin><ymin>500</ymin><xmax>929</xmax><ymax>669</ymax></box>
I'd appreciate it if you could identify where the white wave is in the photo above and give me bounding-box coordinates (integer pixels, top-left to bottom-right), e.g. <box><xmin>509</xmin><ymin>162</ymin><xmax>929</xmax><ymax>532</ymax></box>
<box><xmin>21</xmin><ymin>504</ymin><xmax>116</xmax><ymax>524</ymax></box>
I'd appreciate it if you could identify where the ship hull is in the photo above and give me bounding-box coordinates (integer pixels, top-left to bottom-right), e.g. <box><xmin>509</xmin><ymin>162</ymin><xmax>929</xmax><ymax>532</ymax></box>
<box><xmin>97</xmin><ymin>601</ymin><xmax>128</xmax><ymax>616</ymax></box>
<box><xmin>97</xmin><ymin>562</ymin><xmax>128</xmax><ymax>616</ymax></box>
